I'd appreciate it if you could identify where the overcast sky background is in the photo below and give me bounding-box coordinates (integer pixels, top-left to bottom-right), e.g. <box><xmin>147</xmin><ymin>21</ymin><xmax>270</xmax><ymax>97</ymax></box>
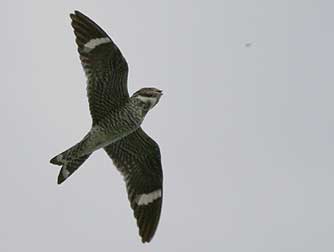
<box><xmin>1</xmin><ymin>0</ymin><xmax>334</xmax><ymax>251</ymax></box>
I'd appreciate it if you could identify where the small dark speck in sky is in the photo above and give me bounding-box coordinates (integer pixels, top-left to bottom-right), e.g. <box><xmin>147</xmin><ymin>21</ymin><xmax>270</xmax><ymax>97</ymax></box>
<box><xmin>245</xmin><ymin>42</ymin><xmax>253</xmax><ymax>47</ymax></box>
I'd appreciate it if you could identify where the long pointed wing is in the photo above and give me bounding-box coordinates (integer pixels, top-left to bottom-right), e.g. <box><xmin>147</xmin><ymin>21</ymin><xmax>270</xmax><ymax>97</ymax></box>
<box><xmin>104</xmin><ymin>128</ymin><xmax>163</xmax><ymax>243</ymax></box>
<box><xmin>70</xmin><ymin>11</ymin><xmax>129</xmax><ymax>125</ymax></box>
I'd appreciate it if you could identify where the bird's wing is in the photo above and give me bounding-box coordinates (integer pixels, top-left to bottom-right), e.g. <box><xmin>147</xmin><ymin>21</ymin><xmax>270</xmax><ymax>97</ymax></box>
<box><xmin>104</xmin><ymin>128</ymin><xmax>163</xmax><ymax>243</ymax></box>
<box><xmin>70</xmin><ymin>11</ymin><xmax>129</xmax><ymax>125</ymax></box>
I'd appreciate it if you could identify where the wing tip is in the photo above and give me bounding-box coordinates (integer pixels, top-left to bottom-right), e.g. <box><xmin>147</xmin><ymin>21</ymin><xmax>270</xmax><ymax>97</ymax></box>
<box><xmin>141</xmin><ymin>237</ymin><xmax>152</xmax><ymax>243</ymax></box>
<box><xmin>69</xmin><ymin>11</ymin><xmax>78</xmax><ymax>20</ymax></box>
<box><xmin>69</xmin><ymin>10</ymin><xmax>90</xmax><ymax>25</ymax></box>
<box><xmin>139</xmin><ymin>225</ymin><xmax>157</xmax><ymax>243</ymax></box>
<box><xmin>70</xmin><ymin>10</ymin><xmax>84</xmax><ymax>17</ymax></box>
<box><xmin>135</xmin><ymin>198</ymin><xmax>162</xmax><ymax>243</ymax></box>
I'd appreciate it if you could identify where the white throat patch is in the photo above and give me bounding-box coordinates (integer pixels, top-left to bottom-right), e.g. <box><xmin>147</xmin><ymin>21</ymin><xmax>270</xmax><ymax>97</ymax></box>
<box><xmin>136</xmin><ymin>95</ymin><xmax>158</xmax><ymax>108</ymax></box>
<box><xmin>136</xmin><ymin>189</ymin><xmax>162</xmax><ymax>206</ymax></box>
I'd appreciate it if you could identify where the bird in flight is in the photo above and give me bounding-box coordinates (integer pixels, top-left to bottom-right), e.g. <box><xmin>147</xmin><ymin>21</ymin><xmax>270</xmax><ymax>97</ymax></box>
<box><xmin>50</xmin><ymin>10</ymin><xmax>163</xmax><ymax>243</ymax></box>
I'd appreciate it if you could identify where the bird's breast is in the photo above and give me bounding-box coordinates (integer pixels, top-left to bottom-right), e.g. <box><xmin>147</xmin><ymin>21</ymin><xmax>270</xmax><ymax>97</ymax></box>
<box><xmin>88</xmin><ymin>105</ymin><xmax>144</xmax><ymax>150</ymax></box>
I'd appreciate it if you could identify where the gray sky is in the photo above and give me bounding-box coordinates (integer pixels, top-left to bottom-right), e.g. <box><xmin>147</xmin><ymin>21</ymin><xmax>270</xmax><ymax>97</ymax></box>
<box><xmin>1</xmin><ymin>0</ymin><xmax>334</xmax><ymax>251</ymax></box>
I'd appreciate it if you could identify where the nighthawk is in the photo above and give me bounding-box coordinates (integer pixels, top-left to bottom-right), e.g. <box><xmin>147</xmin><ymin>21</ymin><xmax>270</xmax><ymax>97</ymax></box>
<box><xmin>50</xmin><ymin>11</ymin><xmax>163</xmax><ymax>243</ymax></box>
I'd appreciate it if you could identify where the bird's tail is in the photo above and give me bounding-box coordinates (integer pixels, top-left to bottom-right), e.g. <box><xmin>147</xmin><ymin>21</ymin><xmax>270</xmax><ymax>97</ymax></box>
<box><xmin>50</xmin><ymin>141</ymin><xmax>91</xmax><ymax>184</ymax></box>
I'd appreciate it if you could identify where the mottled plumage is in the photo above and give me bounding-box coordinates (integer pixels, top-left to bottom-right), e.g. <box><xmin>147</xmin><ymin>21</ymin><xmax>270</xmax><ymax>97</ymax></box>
<box><xmin>50</xmin><ymin>10</ymin><xmax>163</xmax><ymax>243</ymax></box>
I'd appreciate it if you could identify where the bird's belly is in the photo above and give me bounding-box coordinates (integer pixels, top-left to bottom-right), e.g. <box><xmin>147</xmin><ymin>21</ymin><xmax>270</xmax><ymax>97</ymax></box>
<box><xmin>87</xmin><ymin>109</ymin><xmax>143</xmax><ymax>152</ymax></box>
<box><xmin>88</xmin><ymin>125</ymin><xmax>139</xmax><ymax>152</ymax></box>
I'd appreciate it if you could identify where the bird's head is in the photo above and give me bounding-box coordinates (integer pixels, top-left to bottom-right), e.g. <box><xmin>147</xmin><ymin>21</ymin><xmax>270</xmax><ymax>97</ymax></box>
<box><xmin>132</xmin><ymin>87</ymin><xmax>163</xmax><ymax>110</ymax></box>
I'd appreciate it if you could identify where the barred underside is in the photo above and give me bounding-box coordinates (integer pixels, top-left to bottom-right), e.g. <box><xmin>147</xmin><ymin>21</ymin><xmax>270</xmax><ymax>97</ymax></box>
<box><xmin>50</xmin><ymin>11</ymin><xmax>164</xmax><ymax>243</ymax></box>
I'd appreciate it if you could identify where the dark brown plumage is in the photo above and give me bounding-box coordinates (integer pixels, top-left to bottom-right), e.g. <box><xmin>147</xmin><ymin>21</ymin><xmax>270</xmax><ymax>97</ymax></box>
<box><xmin>50</xmin><ymin>10</ymin><xmax>164</xmax><ymax>243</ymax></box>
